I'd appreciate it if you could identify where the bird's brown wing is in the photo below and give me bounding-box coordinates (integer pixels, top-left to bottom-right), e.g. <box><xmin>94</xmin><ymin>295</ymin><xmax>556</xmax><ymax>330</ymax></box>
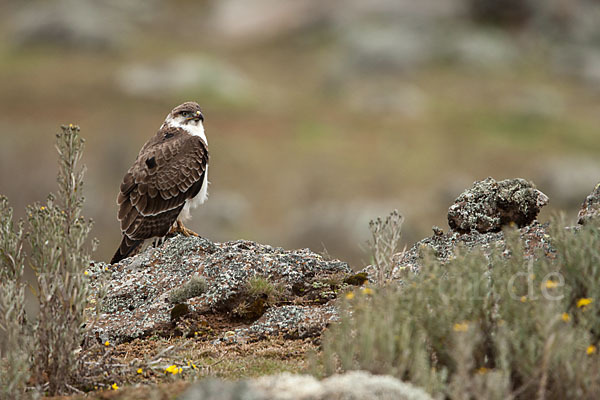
<box><xmin>116</xmin><ymin>126</ymin><xmax>209</xmax><ymax>241</ymax></box>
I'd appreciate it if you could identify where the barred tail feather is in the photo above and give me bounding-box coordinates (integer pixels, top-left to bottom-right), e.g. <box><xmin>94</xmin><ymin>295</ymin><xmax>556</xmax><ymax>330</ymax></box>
<box><xmin>110</xmin><ymin>235</ymin><xmax>144</xmax><ymax>264</ymax></box>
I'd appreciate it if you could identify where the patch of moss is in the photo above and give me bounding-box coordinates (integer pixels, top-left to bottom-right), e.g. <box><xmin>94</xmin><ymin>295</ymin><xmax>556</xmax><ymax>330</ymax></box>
<box><xmin>343</xmin><ymin>272</ymin><xmax>368</xmax><ymax>286</ymax></box>
<box><xmin>168</xmin><ymin>276</ymin><xmax>208</xmax><ymax>304</ymax></box>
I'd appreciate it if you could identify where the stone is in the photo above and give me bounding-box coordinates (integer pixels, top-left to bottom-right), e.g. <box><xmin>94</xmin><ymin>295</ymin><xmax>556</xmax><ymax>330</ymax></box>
<box><xmin>8</xmin><ymin>0</ymin><xmax>153</xmax><ymax>50</ymax></box>
<box><xmin>578</xmin><ymin>182</ymin><xmax>600</xmax><ymax>225</ymax></box>
<box><xmin>179</xmin><ymin>371</ymin><xmax>433</xmax><ymax>400</ymax></box>
<box><xmin>251</xmin><ymin>371</ymin><xmax>433</xmax><ymax>400</ymax></box>
<box><xmin>115</xmin><ymin>55</ymin><xmax>254</xmax><ymax>103</ymax></box>
<box><xmin>85</xmin><ymin>236</ymin><xmax>350</xmax><ymax>345</ymax></box>
<box><xmin>379</xmin><ymin>221</ymin><xmax>553</xmax><ymax>276</ymax></box>
<box><xmin>447</xmin><ymin>177</ymin><xmax>548</xmax><ymax>234</ymax></box>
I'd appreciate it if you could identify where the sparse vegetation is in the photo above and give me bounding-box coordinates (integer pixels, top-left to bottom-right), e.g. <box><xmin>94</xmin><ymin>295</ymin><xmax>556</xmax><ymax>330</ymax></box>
<box><xmin>368</xmin><ymin>209</ymin><xmax>404</xmax><ymax>285</ymax></box>
<box><xmin>232</xmin><ymin>276</ymin><xmax>285</xmax><ymax>320</ymax></box>
<box><xmin>0</xmin><ymin>125</ymin><xmax>96</xmax><ymax>396</ymax></box>
<box><xmin>320</xmin><ymin>221</ymin><xmax>600</xmax><ymax>399</ymax></box>
<box><xmin>0</xmin><ymin>196</ymin><xmax>30</xmax><ymax>399</ymax></box>
<box><xmin>245</xmin><ymin>275</ymin><xmax>281</xmax><ymax>301</ymax></box>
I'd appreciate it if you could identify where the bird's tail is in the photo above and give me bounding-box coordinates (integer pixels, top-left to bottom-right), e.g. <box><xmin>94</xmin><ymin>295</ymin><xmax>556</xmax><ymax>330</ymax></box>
<box><xmin>110</xmin><ymin>235</ymin><xmax>144</xmax><ymax>264</ymax></box>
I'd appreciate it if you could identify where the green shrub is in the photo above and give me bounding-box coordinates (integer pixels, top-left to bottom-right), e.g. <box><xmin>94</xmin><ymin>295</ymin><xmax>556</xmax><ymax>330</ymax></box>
<box><xmin>320</xmin><ymin>222</ymin><xmax>600</xmax><ymax>399</ymax></box>
<box><xmin>0</xmin><ymin>125</ymin><xmax>96</xmax><ymax>396</ymax></box>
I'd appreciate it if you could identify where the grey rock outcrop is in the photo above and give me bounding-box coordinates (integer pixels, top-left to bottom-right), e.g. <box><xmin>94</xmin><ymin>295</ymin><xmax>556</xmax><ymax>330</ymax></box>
<box><xmin>578</xmin><ymin>182</ymin><xmax>600</xmax><ymax>225</ymax></box>
<box><xmin>86</xmin><ymin>236</ymin><xmax>351</xmax><ymax>345</ymax></box>
<box><xmin>365</xmin><ymin>177</ymin><xmax>553</xmax><ymax>277</ymax></box>
<box><xmin>447</xmin><ymin>177</ymin><xmax>548</xmax><ymax>234</ymax></box>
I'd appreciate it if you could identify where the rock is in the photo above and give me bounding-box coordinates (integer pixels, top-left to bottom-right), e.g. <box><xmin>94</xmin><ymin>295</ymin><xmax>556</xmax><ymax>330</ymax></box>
<box><xmin>578</xmin><ymin>182</ymin><xmax>600</xmax><ymax>225</ymax></box>
<box><xmin>209</xmin><ymin>0</ymin><xmax>333</xmax><ymax>43</ymax></box>
<box><xmin>177</xmin><ymin>378</ymin><xmax>260</xmax><ymax>400</ymax></box>
<box><xmin>8</xmin><ymin>0</ymin><xmax>153</xmax><ymax>50</ymax></box>
<box><xmin>179</xmin><ymin>371</ymin><xmax>433</xmax><ymax>400</ymax></box>
<box><xmin>214</xmin><ymin>305</ymin><xmax>340</xmax><ymax>344</ymax></box>
<box><xmin>447</xmin><ymin>177</ymin><xmax>548</xmax><ymax>234</ymax></box>
<box><xmin>466</xmin><ymin>0</ymin><xmax>534</xmax><ymax>27</ymax></box>
<box><xmin>115</xmin><ymin>55</ymin><xmax>254</xmax><ymax>103</ymax></box>
<box><xmin>251</xmin><ymin>371</ymin><xmax>433</xmax><ymax>400</ymax></box>
<box><xmin>357</xmin><ymin>177</ymin><xmax>553</xmax><ymax>277</ymax></box>
<box><xmin>447</xmin><ymin>30</ymin><xmax>519</xmax><ymax>69</ymax></box>
<box><xmin>383</xmin><ymin>221</ymin><xmax>553</xmax><ymax>276</ymax></box>
<box><xmin>338</xmin><ymin>24</ymin><xmax>436</xmax><ymax>74</ymax></box>
<box><xmin>85</xmin><ymin>236</ymin><xmax>351</xmax><ymax>345</ymax></box>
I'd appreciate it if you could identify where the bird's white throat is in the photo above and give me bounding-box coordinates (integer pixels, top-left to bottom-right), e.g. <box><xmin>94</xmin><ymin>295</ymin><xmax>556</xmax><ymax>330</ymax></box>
<box><xmin>164</xmin><ymin>115</ymin><xmax>208</xmax><ymax>144</ymax></box>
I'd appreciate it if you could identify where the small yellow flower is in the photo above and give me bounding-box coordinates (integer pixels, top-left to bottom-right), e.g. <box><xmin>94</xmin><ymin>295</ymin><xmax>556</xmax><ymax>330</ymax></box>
<box><xmin>84</xmin><ymin>271</ymin><xmax>89</xmax><ymax>276</ymax></box>
<box><xmin>69</xmin><ymin>123</ymin><xmax>74</xmax><ymax>129</ymax></box>
<box><xmin>104</xmin><ymin>340</ymin><xmax>110</xmax><ymax>347</ymax></box>
<box><xmin>577</xmin><ymin>298</ymin><xmax>593</xmax><ymax>308</ymax></box>
<box><xmin>545</xmin><ymin>280</ymin><xmax>558</xmax><ymax>289</ymax></box>
<box><xmin>361</xmin><ymin>287</ymin><xmax>373</xmax><ymax>295</ymax></box>
<box><xmin>40</xmin><ymin>206</ymin><xmax>46</xmax><ymax>211</ymax></box>
<box><xmin>453</xmin><ymin>322</ymin><xmax>469</xmax><ymax>332</ymax></box>
<box><xmin>587</xmin><ymin>345</ymin><xmax>596</xmax><ymax>355</ymax></box>
<box><xmin>477</xmin><ymin>367</ymin><xmax>489</xmax><ymax>374</ymax></box>
<box><xmin>164</xmin><ymin>364</ymin><xmax>182</xmax><ymax>375</ymax></box>
<box><xmin>111</xmin><ymin>383</ymin><xmax>119</xmax><ymax>390</ymax></box>
<box><xmin>561</xmin><ymin>313</ymin><xmax>570</xmax><ymax>322</ymax></box>
<box><xmin>137</xmin><ymin>368</ymin><xmax>143</xmax><ymax>374</ymax></box>
<box><xmin>187</xmin><ymin>360</ymin><xmax>198</xmax><ymax>370</ymax></box>
<box><xmin>345</xmin><ymin>292</ymin><xmax>355</xmax><ymax>300</ymax></box>
<box><xmin>520</xmin><ymin>296</ymin><xmax>527</xmax><ymax>303</ymax></box>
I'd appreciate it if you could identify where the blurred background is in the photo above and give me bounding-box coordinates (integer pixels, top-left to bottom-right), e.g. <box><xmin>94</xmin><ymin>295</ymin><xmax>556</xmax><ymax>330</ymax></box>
<box><xmin>0</xmin><ymin>0</ymin><xmax>599</xmax><ymax>268</ymax></box>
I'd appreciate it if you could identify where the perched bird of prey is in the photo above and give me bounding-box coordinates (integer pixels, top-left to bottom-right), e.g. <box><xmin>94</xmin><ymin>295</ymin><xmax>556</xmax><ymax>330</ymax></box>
<box><xmin>110</xmin><ymin>102</ymin><xmax>209</xmax><ymax>264</ymax></box>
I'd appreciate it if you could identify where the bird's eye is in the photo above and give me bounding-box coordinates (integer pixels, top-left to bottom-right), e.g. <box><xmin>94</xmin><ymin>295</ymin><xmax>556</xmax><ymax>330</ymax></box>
<box><xmin>180</xmin><ymin>111</ymin><xmax>189</xmax><ymax>117</ymax></box>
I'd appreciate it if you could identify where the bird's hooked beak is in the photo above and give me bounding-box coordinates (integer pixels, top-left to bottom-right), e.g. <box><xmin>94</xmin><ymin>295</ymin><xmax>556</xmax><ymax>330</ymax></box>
<box><xmin>186</xmin><ymin>110</ymin><xmax>204</xmax><ymax>122</ymax></box>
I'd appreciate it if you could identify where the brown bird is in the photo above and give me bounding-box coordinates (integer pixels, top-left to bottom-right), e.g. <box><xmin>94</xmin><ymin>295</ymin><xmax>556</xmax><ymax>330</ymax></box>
<box><xmin>111</xmin><ymin>102</ymin><xmax>209</xmax><ymax>264</ymax></box>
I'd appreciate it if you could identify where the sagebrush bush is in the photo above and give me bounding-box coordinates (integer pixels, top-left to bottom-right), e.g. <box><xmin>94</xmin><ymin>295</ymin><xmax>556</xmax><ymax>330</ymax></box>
<box><xmin>0</xmin><ymin>125</ymin><xmax>96</xmax><ymax>396</ymax></box>
<box><xmin>321</xmin><ymin>221</ymin><xmax>600</xmax><ymax>399</ymax></box>
<box><xmin>0</xmin><ymin>196</ymin><xmax>30</xmax><ymax>399</ymax></box>
<box><xmin>30</xmin><ymin>125</ymin><xmax>96</xmax><ymax>395</ymax></box>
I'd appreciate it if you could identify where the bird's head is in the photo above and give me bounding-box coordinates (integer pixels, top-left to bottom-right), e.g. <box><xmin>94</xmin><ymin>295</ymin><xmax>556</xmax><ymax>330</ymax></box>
<box><xmin>166</xmin><ymin>102</ymin><xmax>204</xmax><ymax>127</ymax></box>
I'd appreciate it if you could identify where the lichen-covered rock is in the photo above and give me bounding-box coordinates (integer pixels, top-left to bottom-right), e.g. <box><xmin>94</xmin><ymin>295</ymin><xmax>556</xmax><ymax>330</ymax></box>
<box><xmin>447</xmin><ymin>177</ymin><xmax>548</xmax><ymax>234</ymax></box>
<box><xmin>578</xmin><ymin>182</ymin><xmax>600</xmax><ymax>225</ymax></box>
<box><xmin>252</xmin><ymin>371</ymin><xmax>433</xmax><ymax>400</ymax></box>
<box><xmin>178</xmin><ymin>371</ymin><xmax>433</xmax><ymax>400</ymax></box>
<box><xmin>377</xmin><ymin>222</ymin><xmax>553</xmax><ymax>277</ymax></box>
<box><xmin>214</xmin><ymin>305</ymin><xmax>340</xmax><ymax>344</ymax></box>
<box><xmin>85</xmin><ymin>236</ymin><xmax>350</xmax><ymax>345</ymax></box>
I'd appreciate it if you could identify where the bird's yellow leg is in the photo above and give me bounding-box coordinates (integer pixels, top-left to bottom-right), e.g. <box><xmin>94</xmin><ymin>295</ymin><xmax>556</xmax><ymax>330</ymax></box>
<box><xmin>169</xmin><ymin>219</ymin><xmax>200</xmax><ymax>237</ymax></box>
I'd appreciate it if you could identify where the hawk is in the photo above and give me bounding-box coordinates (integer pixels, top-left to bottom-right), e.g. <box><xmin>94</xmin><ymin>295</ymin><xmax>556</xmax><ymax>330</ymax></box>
<box><xmin>110</xmin><ymin>102</ymin><xmax>209</xmax><ymax>264</ymax></box>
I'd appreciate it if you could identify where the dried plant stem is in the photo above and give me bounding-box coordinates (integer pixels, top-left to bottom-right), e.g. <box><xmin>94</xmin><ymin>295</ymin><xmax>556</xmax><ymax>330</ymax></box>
<box><xmin>368</xmin><ymin>209</ymin><xmax>403</xmax><ymax>285</ymax></box>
